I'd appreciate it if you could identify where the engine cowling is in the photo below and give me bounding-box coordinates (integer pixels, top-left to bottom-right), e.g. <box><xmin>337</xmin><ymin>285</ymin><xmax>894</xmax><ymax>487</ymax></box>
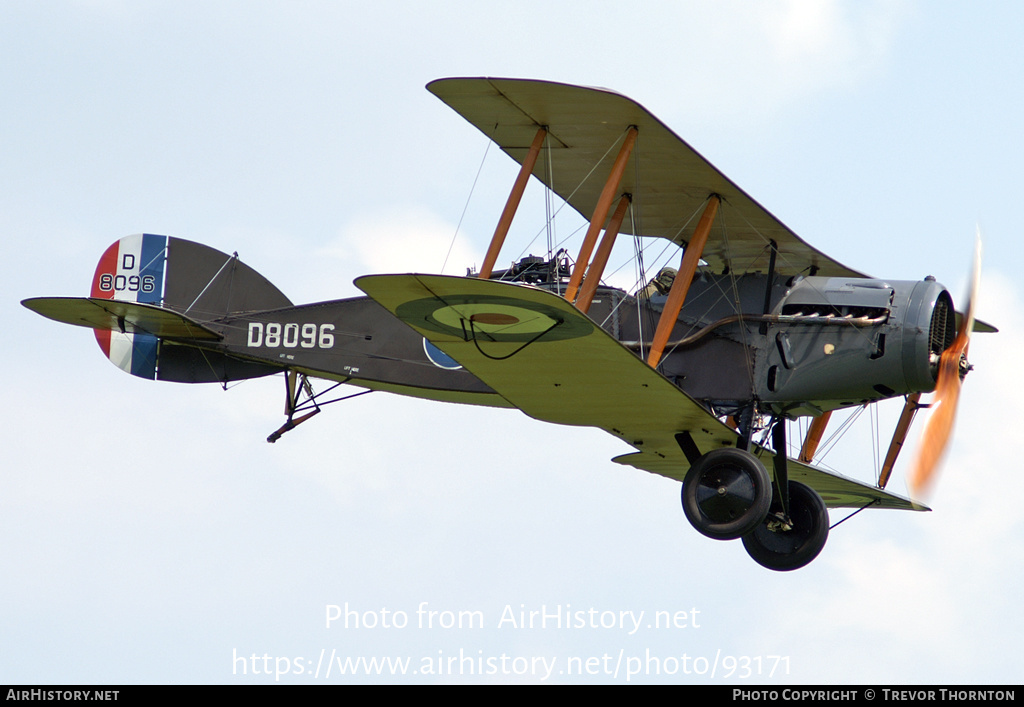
<box><xmin>755</xmin><ymin>275</ymin><xmax>955</xmax><ymax>413</ymax></box>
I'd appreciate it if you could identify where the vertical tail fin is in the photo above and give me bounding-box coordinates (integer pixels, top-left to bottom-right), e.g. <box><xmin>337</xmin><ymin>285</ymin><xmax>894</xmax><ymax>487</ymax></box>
<box><xmin>88</xmin><ymin>234</ymin><xmax>291</xmax><ymax>381</ymax></box>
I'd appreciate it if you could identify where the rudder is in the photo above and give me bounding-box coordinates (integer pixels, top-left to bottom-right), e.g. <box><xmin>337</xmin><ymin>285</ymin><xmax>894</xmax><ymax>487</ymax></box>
<box><xmin>91</xmin><ymin>234</ymin><xmax>169</xmax><ymax>379</ymax></box>
<box><xmin>89</xmin><ymin>234</ymin><xmax>291</xmax><ymax>382</ymax></box>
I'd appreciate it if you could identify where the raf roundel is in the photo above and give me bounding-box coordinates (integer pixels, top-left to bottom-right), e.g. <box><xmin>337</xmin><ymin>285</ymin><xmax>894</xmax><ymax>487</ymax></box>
<box><xmin>423</xmin><ymin>339</ymin><xmax>462</xmax><ymax>370</ymax></box>
<box><xmin>396</xmin><ymin>294</ymin><xmax>591</xmax><ymax>343</ymax></box>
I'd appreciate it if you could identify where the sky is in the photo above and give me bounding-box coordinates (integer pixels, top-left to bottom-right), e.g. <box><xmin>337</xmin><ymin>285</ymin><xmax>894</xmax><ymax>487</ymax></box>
<box><xmin>2</xmin><ymin>0</ymin><xmax>1022</xmax><ymax>685</ymax></box>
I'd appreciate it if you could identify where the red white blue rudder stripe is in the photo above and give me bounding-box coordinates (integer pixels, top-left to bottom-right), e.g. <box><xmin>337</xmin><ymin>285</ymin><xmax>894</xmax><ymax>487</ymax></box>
<box><xmin>90</xmin><ymin>234</ymin><xmax>169</xmax><ymax>379</ymax></box>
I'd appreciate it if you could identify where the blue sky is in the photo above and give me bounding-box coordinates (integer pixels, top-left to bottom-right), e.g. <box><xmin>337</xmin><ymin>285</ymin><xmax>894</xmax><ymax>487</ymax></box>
<box><xmin>2</xmin><ymin>1</ymin><xmax>1021</xmax><ymax>684</ymax></box>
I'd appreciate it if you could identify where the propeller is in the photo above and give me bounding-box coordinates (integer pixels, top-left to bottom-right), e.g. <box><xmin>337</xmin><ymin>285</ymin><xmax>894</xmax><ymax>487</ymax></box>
<box><xmin>907</xmin><ymin>233</ymin><xmax>982</xmax><ymax>497</ymax></box>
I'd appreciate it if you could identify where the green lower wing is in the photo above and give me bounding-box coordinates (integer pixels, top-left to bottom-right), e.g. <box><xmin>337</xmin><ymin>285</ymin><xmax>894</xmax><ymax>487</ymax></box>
<box><xmin>356</xmin><ymin>274</ymin><xmax>926</xmax><ymax>511</ymax></box>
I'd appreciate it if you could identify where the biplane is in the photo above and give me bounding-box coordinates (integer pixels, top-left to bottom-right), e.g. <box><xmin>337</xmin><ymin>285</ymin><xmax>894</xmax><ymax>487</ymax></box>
<box><xmin>23</xmin><ymin>77</ymin><xmax>993</xmax><ymax>571</ymax></box>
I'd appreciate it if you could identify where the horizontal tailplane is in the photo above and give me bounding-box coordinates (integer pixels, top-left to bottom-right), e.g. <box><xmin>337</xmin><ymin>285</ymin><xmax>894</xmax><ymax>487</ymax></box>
<box><xmin>23</xmin><ymin>297</ymin><xmax>222</xmax><ymax>340</ymax></box>
<box><xmin>23</xmin><ymin>234</ymin><xmax>291</xmax><ymax>383</ymax></box>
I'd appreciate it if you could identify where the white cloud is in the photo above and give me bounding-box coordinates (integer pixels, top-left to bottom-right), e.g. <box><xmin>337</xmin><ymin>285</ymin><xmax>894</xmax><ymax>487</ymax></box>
<box><xmin>320</xmin><ymin>208</ymin><xmax>484</xmax><ymax>278</ymax></box>
<box><xmin>641</xmin><ymin>0</ymin><xmax>914</xmax><ymax>129</ymax></box>
<box><xmin>769</xmin><ymin>0</ymin><xmax>904</xmax><ymax>83</ymax></box>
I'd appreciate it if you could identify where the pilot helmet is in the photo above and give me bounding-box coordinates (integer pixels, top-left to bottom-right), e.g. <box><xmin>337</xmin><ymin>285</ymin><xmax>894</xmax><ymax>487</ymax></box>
<box><xmin>654</xmin><ymin>266</ymin><xmax>677</xmax><ymax>293</ymax></box>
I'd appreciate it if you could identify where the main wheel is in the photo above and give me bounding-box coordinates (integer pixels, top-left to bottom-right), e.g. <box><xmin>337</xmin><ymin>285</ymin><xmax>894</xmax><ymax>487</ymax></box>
<box><xmin>742</xmin><ymin>481</ymin><xmax>829</xmax><ymax>571</ymax></box>
<box><xmin>681</xmin><ymin>448</ymin><xmax>772</xmax><ymax>540</ymax></box>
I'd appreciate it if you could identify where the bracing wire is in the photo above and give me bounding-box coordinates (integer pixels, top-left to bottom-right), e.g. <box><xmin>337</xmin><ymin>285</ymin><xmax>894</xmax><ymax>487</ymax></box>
<box><xmin>813</xmin><ymin>405</ymin><xmax>867</xmax><ymax>465</ymax></box>
<box><xmin>510</xmin><ymin>128</ymin><xmax>631</xmax><ymax>263</ymax></box>
<box><xmin>545</xmin><ymin>131</ymin><xmax>555</xmax><ymax>261</ymax></box>
<box><xmin>870</xmin><ymin>402</ymin><xmax>881</xmax><ymax>481</ymax></box>
<box><xmin>632</xmin><ymin>211</ymin><xmax>645</xmax><ymax>360</ymax></box>
<box><xmin>442</xmin><ymin>137</ymin><xmax>492</xmax><ymax>274</ymax></box>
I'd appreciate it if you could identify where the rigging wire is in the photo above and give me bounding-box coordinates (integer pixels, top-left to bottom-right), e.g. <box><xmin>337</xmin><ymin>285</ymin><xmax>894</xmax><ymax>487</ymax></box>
<box><xmin>829</xmin><ymin>500</ymin><xmax>878</xmax><ymax>530</ymax></box>
<box><xmin>602</xmin><ymin>231</ymin><xmax>673</xmax><ymax>289</ymax></box>
<box><xmin>442</xmin><ymin>137</ymin><xmax>492</xmax><ymax>274</ymax></box>
<box><xmin>597</xmin><ymin>201</ymin><xmax>703</xmax><ymax>334</ymax></box>
<box><xmin>510</xmin><ymin>127</ymin><xmax>631</xmax><ymax>263</ymax></box>
<box><xmin>184</xmin><ymin>253</ymin><xmax>236</xmax><ymax>314</ymax></box>
<box><xmin>601</xmin><ymin>191</ymin><xmax>711</xmax><ymax>294</ymax></box>
<box><xmin>632</xmin><ymin>210</ymin><xmax>645</xmax><ymax>360</ymax></box>
<box><xmin>870</xmin><ymin>402</ymin><xmax>881</xmax><ymax>481</ymax></box>
<box><xmin>813</xmin><ymin>405</ymin><xmax>867</xmax><ymax>466</ymax></box>
<box><xmin>545</xmin><ymin>130</ymin><xmax>555</xmax><ymax>261</ymax></box>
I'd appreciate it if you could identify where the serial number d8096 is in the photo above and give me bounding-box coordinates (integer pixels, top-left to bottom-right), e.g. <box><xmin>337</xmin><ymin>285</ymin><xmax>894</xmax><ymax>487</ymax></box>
<box><xmin>247</xmin><ymin>322</ymin><xmax>335</xmax><ymax>349</ymax></box>
<box><xmin>97</xmin><ymin>273</ymin><xmax>157</xmax><ymax>293</ymax></box>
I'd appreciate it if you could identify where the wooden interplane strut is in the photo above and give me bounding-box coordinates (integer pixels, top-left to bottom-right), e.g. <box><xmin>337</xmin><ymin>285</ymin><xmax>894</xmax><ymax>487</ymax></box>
<box><xmin>478</xmin><ymin>126</ymin><xmax>548</xmax><ymax>279</ymax></box>
<box><xmin>646</xmin><ymin>195</ymin><xmax>720</xmax><ymax>369</ymax></box>
<box><xmin>878</xmin><ymin>392</ymin><xmax>921</xmax><ymax>489</ymax></box>
<box><xmin>799</xmin><ymin>411</ymin><xmax>832</xmax><ymax>463</ymax></box>
<box><xmin>575</xmin><ymin>194</ymin><xmax>631</xmax><ymax>314</ymax></box>
<box><xmin>564</xmin><ymin>127</ymin><xmax>638</xmax><ymax>302</ymax></box>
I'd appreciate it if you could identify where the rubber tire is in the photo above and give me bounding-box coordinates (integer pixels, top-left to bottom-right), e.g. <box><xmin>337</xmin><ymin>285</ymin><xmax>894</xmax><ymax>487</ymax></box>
<box><xmin>682</xmin><ymin>448</ymin><xmax>772</xmax><ymax>541</ymax></box>
<box><xmin>742</xmin><ymin>481</ymin><xmax>829</xmax><ymax>571</ymax></box>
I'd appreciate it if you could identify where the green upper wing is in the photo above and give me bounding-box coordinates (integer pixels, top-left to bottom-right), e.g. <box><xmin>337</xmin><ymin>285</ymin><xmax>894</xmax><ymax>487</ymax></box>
<box><xmin>428</xmin><ymin>77</ymin><xmax>866</xmax><ymax>279</ymax></box>
<box><xmin>355</xmin><ymin>274</ymin><xmax>926</xmax><ymax>511</ymax></box>
<box><xmin>429</xmin><ymin>76</ymin><xmax>993</xmax><ymax>333</ymax></box>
